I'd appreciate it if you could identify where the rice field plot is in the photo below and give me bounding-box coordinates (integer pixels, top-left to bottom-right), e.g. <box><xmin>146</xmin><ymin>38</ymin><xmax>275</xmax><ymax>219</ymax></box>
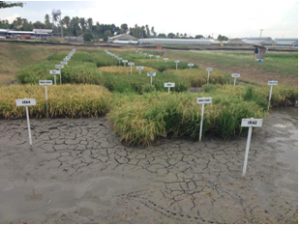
<box><xmin>0</xmin><ymin>84</ymin><xmax>112</xmax><ymax>119</ymax></box>
<box><xmin>108</xmin><ymin>89</ymin><xmax>266</xmax><ymax>145</ymax></box>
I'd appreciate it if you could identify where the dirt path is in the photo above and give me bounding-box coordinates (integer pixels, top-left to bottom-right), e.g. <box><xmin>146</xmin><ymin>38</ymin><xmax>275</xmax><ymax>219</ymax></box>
<box><xmin>0</xmin><ymin>108</ymin><xmax>297</xmax><ymax>223</ymax></box>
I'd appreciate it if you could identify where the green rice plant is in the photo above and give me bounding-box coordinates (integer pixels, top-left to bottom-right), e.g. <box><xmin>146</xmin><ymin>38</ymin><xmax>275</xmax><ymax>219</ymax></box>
<box><xmin>17</xmin><ymin>61</ymin><xmax>103</xmax><ymax>85</ymax></box>
<box><xmin>136</xmin><ymin>61</ymin><xmax>198</xmax><ymax>72</ymax></box>
<box><xmin>48</xmin><ymin>51</ymin><xmax>94</xmax><ymax>63</ymax></box>
<box><xmin>102</xmin><ymin>73</ymin><xmax>189</xmax><ymax>94</ymax></box>
<box><xmin>92</xmin><ymin>52</ymin><xmax>119</xmax><ymax>67</ymax></box>
<box><xmin>0</xmin><ymin>84</ymin><xmax>112</xmax><ymax>119</ymax></box>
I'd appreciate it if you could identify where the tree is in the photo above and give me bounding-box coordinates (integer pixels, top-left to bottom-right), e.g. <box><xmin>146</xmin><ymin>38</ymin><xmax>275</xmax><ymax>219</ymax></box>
<box><xmin>120</xmin><ymin>23</ymin><xmax>128</xmax><ymax>34</ymax></box>
<box><xmin>217</xmin><ymin>34</ymin><xmax>228</xmax><ymax>41</ymax></box>
<box><xmin>157</xmin><ymin>33</ymin><xmax>166</xmax><ymax>38</ymax></box>
<box><xmin>104</xmin><ymin>30</ymin><xmax>112</xmax><ymax>37</ymax></box>
<box><xmin>151</xmin><ymin>26</ymin><xmax>156</xmax><ymax>37</ymax></box>
<box><xmin>79</xmin><ymin>17</ymin><xmax>86</xmax><ymax>31</ymax></box>
<box><xmin>83</xmin><ymin>32</ymin><xmax>93</xmax><ymax>42</ymax></box>
<box><xmin>195</xmin><ymin>34</ymin><xmax>204</xmax><ymax>39</ymax></box>
<box><xmin>167</xmin><ymin>33</ymin><xmax>175</xmax><ymax>38</ymax></box>
<box><xmin>145</xmin><ymin>24</ymin><xmax>150</xmax><ymax>37</ymax></box>
<box><xmin>45</xmin><ymin>14</ymin><xmax>50</xmax><ymax>24</ymax></box>
<box><xmin>62</xmin><ymin>16</ymin><xmax>70</xmax><ymax>28</ymax></box>
<box><xmin>87</xmin><ymin>18</ymin><xmax>93</xmax><ymax>31</ymax></box>
<box><xmin>0</xmin><ymin>1</ymin><xmax>23</xmax><ymax>8</ymax></box>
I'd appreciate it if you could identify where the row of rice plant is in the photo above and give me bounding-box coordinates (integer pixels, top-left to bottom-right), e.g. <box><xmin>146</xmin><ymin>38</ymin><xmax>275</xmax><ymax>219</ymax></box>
<box><xmin>203</xmin><ymin>84</ymin><xmax>298</xmax><ymax>107</ymax></box>
<box><xmin>17</xmin><ymin>62</ymin><xmax>103</xmax><ymax>85</ymax></box>
<box><xmin>102</xmin><ymin>73</ymin><xmax>190</xmax><ymax>94</ymax></box>
<box><xmin>0</xmin><ymin>84</ymin><xmax>112</xmax><ymax>119</ymax></box>
<box><xmin>108</xmin><ymin>91</ymin><xmax>266</xmax><ymax>145</ymax></box>
<box><xmin>164</xmin><ymin>68</ymin><xmax>231</xmax><ymax>87</ymax></box>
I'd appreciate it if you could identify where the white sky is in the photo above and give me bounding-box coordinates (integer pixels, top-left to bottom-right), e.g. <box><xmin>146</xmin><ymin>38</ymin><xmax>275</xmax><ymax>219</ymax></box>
<box><xmin>0</xmin><ymin>0</ymin><xmax>298</xmax><ymax>38</ymax></box>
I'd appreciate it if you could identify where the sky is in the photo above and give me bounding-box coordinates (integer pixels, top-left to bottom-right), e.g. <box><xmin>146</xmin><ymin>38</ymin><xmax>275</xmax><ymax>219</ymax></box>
<box><xmin>1</xmin><ymin>0</ymin><xmax>298</xmax><ymax>38</ymax></box>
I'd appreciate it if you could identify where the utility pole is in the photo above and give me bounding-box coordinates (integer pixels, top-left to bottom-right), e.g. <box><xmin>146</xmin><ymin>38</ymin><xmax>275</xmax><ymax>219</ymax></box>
<box><xmin>259</xmin><ymin>29</ymin><xmax>264</xmax><ymax>38</ymax></box>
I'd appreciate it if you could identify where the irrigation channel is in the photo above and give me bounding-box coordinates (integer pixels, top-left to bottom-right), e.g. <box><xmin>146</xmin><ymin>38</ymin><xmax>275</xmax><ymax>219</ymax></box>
<box><xmin>0</xmin><ymin>106</ymin><xmax>297</xmax><ymax>223</ymax></box>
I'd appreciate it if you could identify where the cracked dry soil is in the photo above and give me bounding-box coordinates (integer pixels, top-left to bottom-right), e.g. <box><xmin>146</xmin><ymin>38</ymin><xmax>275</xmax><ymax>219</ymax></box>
<box><xmin>0</xmin><ymin>108</ymin><xmax>297</xmax><ymax>223</ymax></box>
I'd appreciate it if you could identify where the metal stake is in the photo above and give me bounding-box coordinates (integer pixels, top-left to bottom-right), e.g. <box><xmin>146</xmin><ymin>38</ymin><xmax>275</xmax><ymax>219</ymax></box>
<box><xmin>242</xmin><ymin>126</ymin><xmax>253</xmax><ymax>177</ymax></box>
<box><xmin>25</xmin><ymin>106</ymin><xmax>33</xmax><ymax>150</ymax></box>
<box><xmin>268</xmin><ymin>85</ymin><xmax>273</xmax><ymax>111</ymax></box>
<box><xmin>199</xmin><ymin>104</ymin><xmax>205</xmax><ymax>141</ymax></box>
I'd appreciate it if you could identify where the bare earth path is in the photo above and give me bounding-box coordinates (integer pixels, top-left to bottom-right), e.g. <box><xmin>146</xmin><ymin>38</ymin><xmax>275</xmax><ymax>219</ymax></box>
<box><xmin>0</xmin><ymin>108</ymin><xmax>297</xmax><ymax>223</ymax></box>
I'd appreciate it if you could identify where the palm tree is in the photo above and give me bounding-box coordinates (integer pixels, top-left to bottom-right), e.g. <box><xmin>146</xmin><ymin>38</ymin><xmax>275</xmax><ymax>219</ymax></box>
<box><xmin>62</xmin><ymin>16</ymin><xmax>70</xmax><ymax>28</ymax></box>
<box><xmin>87</xmin><ymin>18</ymin><xmax>93</xmax><ymax>31</ymax></box>
<box><xmin>79</xmin><ymin>17</ymin><xmax>86</xmax><ymax>31</ymax></box>
<box><xmin>45</xmin><ymin>14</ymin><xmax>50</xmax><ymax>24</ymax></box>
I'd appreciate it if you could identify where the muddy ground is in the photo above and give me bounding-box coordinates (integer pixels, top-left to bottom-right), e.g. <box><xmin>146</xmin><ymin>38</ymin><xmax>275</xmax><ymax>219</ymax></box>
<box><xmin>0</xmin><ymin>108</ymin><xmax>297</xmax><ymax>223</ymax></box>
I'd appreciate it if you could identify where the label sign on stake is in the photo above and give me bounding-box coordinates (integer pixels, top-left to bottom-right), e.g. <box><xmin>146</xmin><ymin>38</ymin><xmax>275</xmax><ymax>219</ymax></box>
<box><xmin>122</xmin><ymin>60</ymin><xmax>128</xmax><ymax>67</ymax></box>
<box><xmin>174</xmin><ymin>60</ymin><xmax>180</xmax><ymax>70</ymax></box>
<box><xmin>164</xmin><ymin>82</ymin><xmax>175</xmax><ymax>93</ymax></box>
<box><xmin>16</xmin><ymin>98</ymin><xmax>36</xmax><ymax>150</ymax></box>
<box><xmin>147</xmin><ymin>72</ymin><xmax>156</xmax><ymax>86</ymax></box>
<box><xmin>118</xmin><ymin>57</ymin><xmax>122</xmax><ymax>66</ymax></box>
<box><xmin>39</xmin><ymin>80</ymin><xmax>52</xmax><ymax>117</ymax></box>
<box><xmin>128</xmin><ymin>62</ymin><xmax>134</xmax><ymax>74</ymax></box>
<box><xmin>149</xmin><ymin>55</ymin><xmax>153</xmax><ymax>59</ymax></box>
<box><xmin>232</xmin><ymin>73</ymin><xmax>240</xmax><ymax>86</ymax></box>
<box><xmin>144</xmin><ymin>53</ymin><xmax>147</xmax><ymax>58</ymax></box>
<box><xmin>267</xmin><ymin>80</ymin><xmax>278</xmax><ymax>111</ymax></box>
<box><xmin>188</xmin><ymin>63</ymin><xmax>194</xmax><ymax>69</ymax></box>
<box><xmin>50</xmin><ymin>70</ymin><xmax>60</xmax><ymax>85</ymax></box>
<box><xmin>241</xmin><ymin>118</ymin><xmax>263</xmax><ymax>177</ymax></box>
<box><xmin>206</xmin><ymin>67</ymin><xmax>213</xmax><ymax>84</ymax></box>
<box><xmin>136</xmin><ymin>66</ymin><xmax>144</xmax><ymax>74</ymax></box>
<box><xmin>156</xmin><ymin>55</ymin><xmax>160</xmax><ymax>62</ymax></box>
<box><xmin>164</xmin><ymin>58</ymin><xmax>169</xmax><ymax>62</ymax></box>
<box><xmin>56</xmin><ymin>65</ymin><xmax>64</xmax><ymax>85</ymax></box>
<box><xmin>197</xmin><ymin>97</ymin><xmax>212</xmax><ymax>142</ymax></box>
<box><xmin>61</xmin><ymin>61</ymin><xmax>68</xmax><ymax>65</ymax></box>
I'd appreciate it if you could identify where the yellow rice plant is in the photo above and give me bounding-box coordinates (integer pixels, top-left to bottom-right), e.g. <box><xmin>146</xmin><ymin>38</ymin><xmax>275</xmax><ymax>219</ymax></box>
<box><xmin>163</xmin><ymin>68</ymin><xmax>231</xmax><ymax>87</ymax></box>
<box><xmin>99</xmin><ymin>66</ymin><xmax>157</xmax><ymax>75</ymax></box>
<box><xmin>0</xmin><ymin>84</ymin><xmax>112</xmax><ymax>119</ymax></box>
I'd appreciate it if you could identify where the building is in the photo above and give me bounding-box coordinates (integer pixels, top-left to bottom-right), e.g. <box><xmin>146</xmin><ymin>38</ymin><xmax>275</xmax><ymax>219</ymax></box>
<box><xmin>242</xmin><ymin>37</ymin><xmax>275</xmax><ymax>47</ymax></box>
<box><xmin>0</xmin><ymin>29</ymin><xmax>52</xmax><ymax>39</ymax></box>
<box><xmin>108</xmin><ymin>34</ymin><xmax>138</xmax><ymax>44</ymax></box>
<box><xmin>274</xmin><ymin>38</ymin><xmax>298</xmax><ymax>48</ymax></box>
<box><xmin>138</xmin><ymin>38</ymin><xmax>212</xmax><ymax>46</ymax></box>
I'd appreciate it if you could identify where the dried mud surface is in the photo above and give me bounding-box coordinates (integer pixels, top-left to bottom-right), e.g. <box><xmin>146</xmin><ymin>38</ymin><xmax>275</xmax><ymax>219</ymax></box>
<box><xmin>0</xmin><ymin>108</ymin><xmax>297</xmax><ymax>223</ymax></box>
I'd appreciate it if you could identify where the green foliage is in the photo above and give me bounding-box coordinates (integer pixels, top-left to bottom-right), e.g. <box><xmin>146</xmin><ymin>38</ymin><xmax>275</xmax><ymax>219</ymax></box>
<box><xmin>102</xmin><ymin>73</ymin><xmax>189</xmax><ymax>94</ymax></box>
<box><xmin>83</xmin><ymin>33</ymin><xmax>93</xmax><ymax>42</ymax></box>
<box><xmin>0</xmin><ymin>1</ymin><xmax>23</xmax><ymax>8</ymax></box>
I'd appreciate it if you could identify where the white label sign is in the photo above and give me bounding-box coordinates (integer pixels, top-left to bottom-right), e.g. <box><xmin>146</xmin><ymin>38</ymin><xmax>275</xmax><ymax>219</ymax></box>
<box><xmin>61</xmin><ymin>61</ymin><xmax>68</xmax><ymax>65</ymax></box>
<box><xmin>268</xmin><ymin>81</ymin><xmax>278</xmax><ymax>85</ymax></box>
<box><xmin>241</xmin><ymin>118</ymin><xmax>263</xmax><ymax>127</ymax></box>
<box><xmin>118</xmin><ymin>58</ymin><xmax>122</xmax><ymax>60</ymax></box>
<box><xmin>49</xmin><ymin>70</ymin><xmax>60</xmax><ymax>75</ymax></box>
<box><xmin>164</xmin><ymin>82</ymin><xmax>175</xmax><ymax>87</ymax></box>
<box><xmin>136</xmin><ymin>66</ymin><xmax>144</xmax><ymax>70</ymax></box>
<box><xmin>206</xmin><ymin>67</ymin><xmax>213</xmax><ymax>72</ymax></box>
<box><xmin>156</xmin><ymin>56</ymin><xmax>160</xmax><ymax>58</ymax></box>
<box><xmin>64</xmin><ymin>58</ymin><xmax>70</xmax><ymax>61</ymax></box>
<box><xmin>122</xmin><ymin>60</ymin><xmax>128</xmax><ymax>63</ymax></box>
<box><xmin>197</xmin><ymin>97</ymin><xmax>212</xmax><ymax>104</ymax></box>
<box><xmin>144</xmin><ymin>53</ymin><xmax>147</xmax><ymax>55</ymax></box>
<box><xmin>174</xmin><ymin>60</ymin><xmax>180</xmax><ymax>63</ymax></box>
<box><xmin>147</xmin><ymin>72</ymin><xmax>156</xmax><ymax>77</ymax></box>
<box><xmin>16</xmin><ymin>99</ymin><xmax>36</xmax><ymax>106</ymax></box>
<box><xmin>232</xmin><ymin>73</ymin><xmax>240</xmax><ymax>78</ymax></box>
<box><xmin>39</xmin><ymin>80</ymin><xmax>53</xmax><ymax>85</ymax></box>
<box><xmin>188</xmin><ymin>63</ymin><xmax>194</xmax><ymax>67</ymax></box>
<box><xmin>149</xmin><ymin>55</ymin><xmax>153</xmax><ymax>57</ymax></box>
<box><xmin>55</xmin><ymin>65</ymin><xmax>64</xmax><ymax>69</ymax></box>
<box><xmin>128</xmin><ymin>62</ymin><xmax>134</xmax><ymax>66</ymax></box>
<box><xmin>164</xmin><ymin>58</ymin><xmax>169</xmax><ymax>61</ymax></box>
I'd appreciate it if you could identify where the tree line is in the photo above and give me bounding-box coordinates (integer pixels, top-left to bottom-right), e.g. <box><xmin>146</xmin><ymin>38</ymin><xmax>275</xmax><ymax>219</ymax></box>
<box><xmin>0</xmin><ymin>14</ymin><xmax>228</xmax><ymax>41</ymax></box>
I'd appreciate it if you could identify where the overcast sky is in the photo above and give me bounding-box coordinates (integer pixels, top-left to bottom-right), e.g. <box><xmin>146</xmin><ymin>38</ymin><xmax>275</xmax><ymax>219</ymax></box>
<box><xmin>1</xmin><ymin>0</ymin><xmax>298</xmax><ymax>38</ymax></box>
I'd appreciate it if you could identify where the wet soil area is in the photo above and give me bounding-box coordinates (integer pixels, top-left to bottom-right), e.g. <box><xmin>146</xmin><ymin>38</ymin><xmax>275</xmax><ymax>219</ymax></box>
<box><xmin>0</xmin><ymin>107</ymin><xmax>297</xmax><ymax>223</ymax></box>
